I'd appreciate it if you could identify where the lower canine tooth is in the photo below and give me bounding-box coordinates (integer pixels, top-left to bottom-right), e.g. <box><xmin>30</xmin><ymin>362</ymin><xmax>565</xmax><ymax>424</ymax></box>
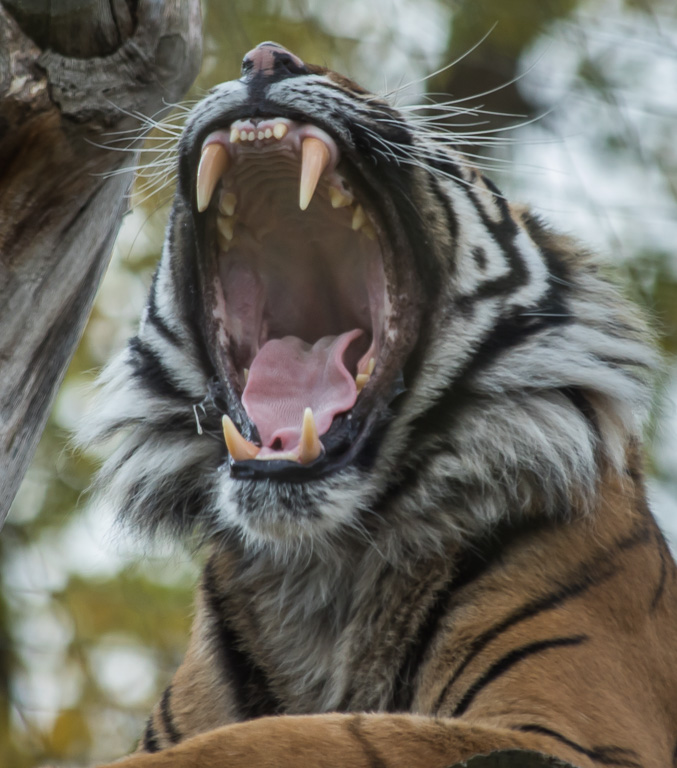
<box><xmin>299</xmin><ymin>407</ymin><xmax>323</xmax><ymax>464</ymax></box>
<box><xmin>299</xmin><ymin>137</ymin><xmax>330</xmax><ymax>211</ymax></box>
<box><xmin>222</xmin><ymin>415</ymin><xmax>259</xmax><ymax>461</ymax></box>
<box><xmin>196</xmin><ymin>144</ymin><xmax>229</xmax><ymax>212</ymax></box>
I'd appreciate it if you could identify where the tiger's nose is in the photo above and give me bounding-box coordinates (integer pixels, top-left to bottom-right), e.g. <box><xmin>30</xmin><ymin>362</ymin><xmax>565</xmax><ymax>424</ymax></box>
<box><xmin>241</xmin><ymin>42</ymin><xmax>307</xmax><ymax>78</ymax></box>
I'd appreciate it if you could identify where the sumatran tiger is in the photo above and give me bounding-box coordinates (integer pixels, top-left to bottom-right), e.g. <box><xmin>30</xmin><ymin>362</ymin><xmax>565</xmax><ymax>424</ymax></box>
<box><xmin>75</xmin><ymin>43</ymin><xmax>677</xmax><ymax>768</ymax></box>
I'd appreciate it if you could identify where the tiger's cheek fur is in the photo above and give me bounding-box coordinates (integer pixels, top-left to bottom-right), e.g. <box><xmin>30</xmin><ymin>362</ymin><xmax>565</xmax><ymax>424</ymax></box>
<box><xmin>78</xmin><ymin>43</ymin><xmax>677</xmax><ymax>768</ymax></box>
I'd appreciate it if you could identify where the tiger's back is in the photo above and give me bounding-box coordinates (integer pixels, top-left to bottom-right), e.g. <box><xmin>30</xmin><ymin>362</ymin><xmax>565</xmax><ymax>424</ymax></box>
<box><xmin>80</xmin><ymin>42</ymin><xmax>677</xmax><ymax>768</ymax></box>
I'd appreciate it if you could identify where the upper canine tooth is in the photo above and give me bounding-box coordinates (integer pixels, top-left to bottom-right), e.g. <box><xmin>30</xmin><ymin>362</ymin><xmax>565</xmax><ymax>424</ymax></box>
<box><xmin>299</xmin><ymin>137</ymin><xmax>330</xmax><ymax>211</ymax></box>
<box><xmin>298</xmin><ymin>407</ymin><xmax>323</xmax><ymax>464</ymax></box>
<box><xmin>197</xmin><ymin>144</ymin><xmax>229</xmax><ymax>213</ymax></box>
<box><xmin>222</xmin><ymin>415</ymin><xmax>259</xmax><ymax>461</ymax></box>
<box><xmin>273</xmin><ymin>122</ymin><xmax>288</xmax><ymax>140</ymax></box>
<box><xmin>230</xmin><ymin>127</ymin><xmax>240</xmax><ymax>143</ymax></box>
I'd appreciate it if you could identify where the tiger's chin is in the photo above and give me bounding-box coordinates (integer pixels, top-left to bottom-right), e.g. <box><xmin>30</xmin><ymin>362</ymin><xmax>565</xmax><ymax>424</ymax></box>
<box><xmin>213</xmin><ymin>469</ymin><xmax>371</xmax><ymax>553</ymax></box>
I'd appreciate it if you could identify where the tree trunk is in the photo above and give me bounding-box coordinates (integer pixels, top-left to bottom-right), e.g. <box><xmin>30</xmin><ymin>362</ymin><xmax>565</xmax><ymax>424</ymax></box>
<box><xmin>0</xmin><ymin>0</ymin><xmax>202</xmax><ymax>526</ymax></box>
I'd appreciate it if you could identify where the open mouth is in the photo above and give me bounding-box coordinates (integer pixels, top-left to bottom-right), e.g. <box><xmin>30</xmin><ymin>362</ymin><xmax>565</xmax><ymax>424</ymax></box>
<box><xmin>194</xmin><ymin>115</ymin><xmax>412</xmax><ymax>477</ymax></box>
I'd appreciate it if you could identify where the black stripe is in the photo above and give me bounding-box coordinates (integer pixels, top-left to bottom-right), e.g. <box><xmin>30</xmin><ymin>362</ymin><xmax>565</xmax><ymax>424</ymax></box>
<box><xmin>650</xmin><ymin>530</ymin><xmax>670</xmax><ymax>612</ymax></box>
<box><xmin>142</xmin><ymin>717</ymin><xmax>161</xmax><ymax>753</ymax></box>
<box><xmin>451</xmin><ymin>635</ymin><xmax>587</xmax><ymax>717</ymax></box>
<box><xmin>432</xmin><ymin>521</ymin><xmax>650</xmax><ymax>712</ymax></box>
<box><xmin>203</xmin><ymin>559</ymin><xmax>283</xmax><ymax>720</ymax></box>
<box><xmin>147</xmin><ymin>275</ymin><xmax>182</xmax><ymax>346</ymax></box>
<box><xmin>160</xmin><ymin>685</ymin><xmax>182</xmax><ymax>744</ymax></box>
<box><xmin>513</xmin><ymin>724</ymin><xmax>642</xmax><ymax>767</ymax></box>
<box><xmin>389</xmin><ymin>515</ymin><xmax>556</xmax><ymax>711</ymax></box>
<box><xmin>346</xmin><ymin>715</ymin><xmax>389</xmax><ymax>768</ymax></box>
<box><xmin>128</xmin><ymin>336</ymin><xmax>194</xmax><ymax>401</ymax></box>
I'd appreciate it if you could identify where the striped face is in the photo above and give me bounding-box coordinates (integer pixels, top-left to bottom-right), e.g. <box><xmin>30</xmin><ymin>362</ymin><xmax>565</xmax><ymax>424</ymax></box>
<box><xmin>86</xmin><ymin>43</ymin><xmax>652</xmax><ymax>555</ymax></box>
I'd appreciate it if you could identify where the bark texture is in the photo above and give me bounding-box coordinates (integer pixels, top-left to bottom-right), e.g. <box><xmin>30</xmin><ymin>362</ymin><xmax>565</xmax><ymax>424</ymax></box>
<box><xmin>0</xmin><ymin>0</ymin><xmax>202</xmax><ymax>525</ymax></box>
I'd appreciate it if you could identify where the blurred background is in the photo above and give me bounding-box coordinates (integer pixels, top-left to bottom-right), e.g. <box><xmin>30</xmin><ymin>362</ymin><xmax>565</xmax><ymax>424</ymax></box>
<box><xmin>2</xmin><ymin>0</ymin><xmax>677</xmax><ymax>764</ymax></box>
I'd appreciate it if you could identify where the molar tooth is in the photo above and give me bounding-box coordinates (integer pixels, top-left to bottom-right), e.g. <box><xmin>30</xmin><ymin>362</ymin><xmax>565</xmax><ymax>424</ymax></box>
<box><xmin>351</xmin><ymin>204</ymin><xmax>367</xmax><ymax>231</ymax></box>
<box><xmin>273</xmin><ymin>122</ymin><xmax>288</xmax><ymax>140</ymax></box>
<box><xmin>299</xmin><ymin>137</ymin><xmax>330</xmax><ymax>211</ymax></box>
<box><xmin>196</xmin><ymin>143</ymin><xmax>229</xmax><ymax>213</ymax></box>
<box><xmin>219</xmin><ymin>191</ymin><xmax>237</xmax><ymax>217</ymax></box>
<box><xmin>255</xmin><ymin>451</ymin><xmax>299</xmax><ymax>462</ymax></box>
<box><xmin>299</xmin><ymin>407</ymin><xmax>323</xmax><ymax>464</ymax></box>
<box><xmin>362</xmin><ymin>222</ymin><xmax>376</xmax><ymax>240</ymax></box>
<box><xmin>328</xmin><ymin>186</ymin><xmax>353</xmax><ymax>209</ymax></box>
<box><xmin>217</xmin><ymin>215</ymin><xmax>235</xmax><ymax>242</ymax></box>
<box><xmin>356</xmin><ymin>358</ymin><xmax>375</xmax><ymax>393</ymax></box>
<box><xmin>222</xmin><ymin>415</ymin><xmax>259</xmax><ymax>461</ymax></box>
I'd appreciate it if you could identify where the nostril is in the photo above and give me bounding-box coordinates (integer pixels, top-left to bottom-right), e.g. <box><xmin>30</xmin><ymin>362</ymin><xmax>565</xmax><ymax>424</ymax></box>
<box><xmin>275</xmin><ymin>53</ymin><xmax>297</xmax><ymax>74</ymax></box>
<box><xmin>241</xmin><ymin>58</ymin><xmax>254</xmax><ymax>76</ymax></box>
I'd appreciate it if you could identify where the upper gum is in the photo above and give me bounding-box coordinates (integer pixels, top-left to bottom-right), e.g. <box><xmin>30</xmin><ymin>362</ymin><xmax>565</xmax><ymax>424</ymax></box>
<box><xmin>201</xmin><ymin>119</ymin><xmax>340</xmax><ymax>172</ymax></box>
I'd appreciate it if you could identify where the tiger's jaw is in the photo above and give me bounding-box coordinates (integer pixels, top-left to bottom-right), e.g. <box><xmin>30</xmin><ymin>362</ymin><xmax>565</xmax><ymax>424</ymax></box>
<box><xmin>190</xmin><ymin>109</ymin><xmax>422</xmax><ymax>483</ymax></box>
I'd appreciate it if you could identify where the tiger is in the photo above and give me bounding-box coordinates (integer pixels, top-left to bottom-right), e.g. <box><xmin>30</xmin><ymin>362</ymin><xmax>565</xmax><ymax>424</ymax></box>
<box><xmin>76</xmin><ymin>42</ymin><xmax>677</xmax><ymax>768</ymax></box>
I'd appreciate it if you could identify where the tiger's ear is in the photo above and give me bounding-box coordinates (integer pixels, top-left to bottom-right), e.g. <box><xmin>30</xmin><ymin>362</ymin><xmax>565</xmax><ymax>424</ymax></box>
<box><xmin>454</xmin><ymin>750</ymin><xmax>578</xmax><ymax>768</ymax></box>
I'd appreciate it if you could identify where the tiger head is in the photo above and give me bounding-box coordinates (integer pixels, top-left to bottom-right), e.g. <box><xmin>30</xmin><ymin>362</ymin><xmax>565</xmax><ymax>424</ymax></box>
<box><xmin>84</xmin><ymin>43</ymin><xmax>654</xmax><ymax>558</ymax></box>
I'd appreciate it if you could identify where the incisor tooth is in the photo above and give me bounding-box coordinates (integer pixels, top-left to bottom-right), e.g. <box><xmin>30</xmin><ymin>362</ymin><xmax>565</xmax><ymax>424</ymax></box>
<box><xmin>299</xmin><ymin>407</ymin><xmax>323</xmax><ymax>464</ymax></box>
<box><xmin>299</xmin><ymin>137</ymin><xmax>330</xmax><ymax>211</ymax></box>
<box><xmin>273</xmin><ymin>122</ymin><xmax>288</xmax><ymax>139</ymax></box>
<box><xmin>196</xmin><ymin>144</ymin><xmax>229</xmax><ymax>212</ymax></box>
<box><xmin>328</xmin><ymin>186</ymin><xmax>353</xmax><ymax>209</ymax></box>
<box><xmin>222</xmin><ymin>415</ymin><xmax>259</xmax><ymax>461</ymax></box>
<box><xmin>219</xmin><ymin>191</ymin><xmax>237</xmax><ymax>217</ymax></box>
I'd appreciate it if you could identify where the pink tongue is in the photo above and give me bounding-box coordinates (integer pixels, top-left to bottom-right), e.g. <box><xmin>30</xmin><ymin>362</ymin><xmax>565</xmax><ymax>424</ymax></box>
<box><xmin>242</xmin><ymin>329</ymin><xmax>364</xmax><ymax>453</ymax></box>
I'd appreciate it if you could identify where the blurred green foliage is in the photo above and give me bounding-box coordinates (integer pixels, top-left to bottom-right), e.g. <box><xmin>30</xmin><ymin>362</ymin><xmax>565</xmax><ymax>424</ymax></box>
<box><xmin>2</xmin><ymin>0</ymin><xmax>677</xmax><ymax>765</ymax></box>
